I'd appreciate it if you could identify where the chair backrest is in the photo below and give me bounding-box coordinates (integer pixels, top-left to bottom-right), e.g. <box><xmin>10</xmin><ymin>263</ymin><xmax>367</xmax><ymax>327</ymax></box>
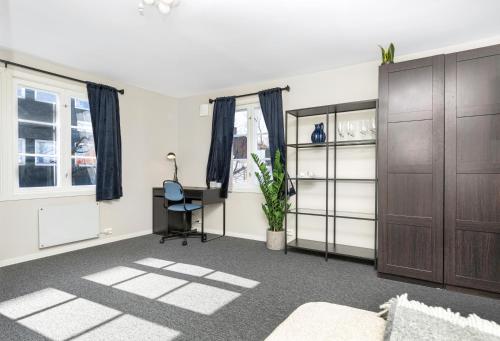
<box><xmin>164</xmin><ymin>180</ymin><xmax>184</xmax><ymax>201</ymax></box>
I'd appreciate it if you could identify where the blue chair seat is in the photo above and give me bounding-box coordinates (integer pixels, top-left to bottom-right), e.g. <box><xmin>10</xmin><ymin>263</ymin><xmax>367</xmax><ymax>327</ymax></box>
<box><xmin>168</xmin><ymin>203</ymin><xmax>203</xmax><ymax>212</ymax></box>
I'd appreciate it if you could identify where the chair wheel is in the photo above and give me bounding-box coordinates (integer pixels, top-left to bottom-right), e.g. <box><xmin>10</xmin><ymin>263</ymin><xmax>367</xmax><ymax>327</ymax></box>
<box><xmin>159</xmin><ymin>238</ymin><xmax>165</xmax><ymax>244</ymax></box>
<box><xmin>182</xmin><ymin>240</ymin><xmax>188</xmax><ymax>246</ymax></box>
<box><xmin>202</xmin><ymin>233</ymin><xmax>207</xmax><ymax>242</ymax></box>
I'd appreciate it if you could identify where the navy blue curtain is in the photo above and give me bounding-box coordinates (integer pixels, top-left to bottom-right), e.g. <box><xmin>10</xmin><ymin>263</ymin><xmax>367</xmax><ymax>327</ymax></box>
<box><xmin>258</xmin><ymin>88</ymin><xmax>295</xmax><ymax>196</ymax></box>
<box><xmin>206</xmin><ymin>97</ymin><xmax>236</xmax><ymax>198</ymax></box>
<box><xmin>87</xmin><ymin>82</ymin><xmax>123</xmax><ymax>201</ymax></box>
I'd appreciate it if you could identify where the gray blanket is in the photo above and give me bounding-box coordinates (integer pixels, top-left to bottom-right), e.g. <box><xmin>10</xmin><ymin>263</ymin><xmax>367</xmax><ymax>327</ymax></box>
<box><xmin>382</xmin><ymin>294</ymin><xmax>500</xmax><ymax>341</ymax></box>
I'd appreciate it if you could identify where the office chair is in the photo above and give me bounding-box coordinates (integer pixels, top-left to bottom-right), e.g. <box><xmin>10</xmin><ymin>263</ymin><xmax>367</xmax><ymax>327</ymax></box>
<box><xmin>160</xmin><ymin>180</ymin><xmax>205</xmax><ymax>246</ymax></box>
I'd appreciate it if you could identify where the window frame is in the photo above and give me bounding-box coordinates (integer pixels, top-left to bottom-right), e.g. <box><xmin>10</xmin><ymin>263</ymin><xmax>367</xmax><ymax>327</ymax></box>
<box><xmin>0</xmin><ymin>69</ymin><xmax>96</xmax><ymax>201</ymax></box>
<box><xmin>230</xmin><ymin>98</ymin><xmax>270</xmax><ymax>194</ymax></box>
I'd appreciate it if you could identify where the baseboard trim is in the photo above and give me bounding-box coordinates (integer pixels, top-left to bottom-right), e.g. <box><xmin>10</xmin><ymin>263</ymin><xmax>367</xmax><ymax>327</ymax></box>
<box><xmin>445</xmin><ymin>285</ymin><xmax>500</xmax><ymax>300</ymax></box>
<box><xmin>0</xmin><ymin>229</ymin><xmax>152</xmax><ymax>268</ymax></box>
<box><xmin>203</xmin><ymin>228</ymin><xmax>266</xmax><ymax>242</ymax></box>
<box><xmin>378</xmin><ymin>272</ymin><xmax>500</xmax><ymax>299</ymax></box>
<box><xmin>378</xmin><ymin>272</ymin><xmax>444</xmax><ymax>289</ymax></box>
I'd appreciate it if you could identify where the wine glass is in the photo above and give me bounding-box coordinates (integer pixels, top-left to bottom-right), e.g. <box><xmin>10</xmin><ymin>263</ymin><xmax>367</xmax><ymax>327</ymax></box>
<box><xmin>360</xmin><ymin>120</ymin><xmax>368</xmax><ymax>137</ymax></box>
<box><xmin>370</xmin><ymin>117</ymin><xmax>376</xmax><ymax>138</ymax></box>
<box><xmin>347</xmin><ymin>121</ymin><xmax>355</xmax><ymax>139</ymax></box>
<box><xmin>337</xmin><ymin>121</ymin><xmax>345</xmax><ymax>140</ymax></box>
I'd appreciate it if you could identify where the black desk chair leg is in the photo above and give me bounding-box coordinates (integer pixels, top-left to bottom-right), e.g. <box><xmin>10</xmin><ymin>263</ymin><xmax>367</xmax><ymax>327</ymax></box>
<box><xmin>182</xmin><ymin>212</ymin><xmax>188</xmax><ymax>246</ymax></box>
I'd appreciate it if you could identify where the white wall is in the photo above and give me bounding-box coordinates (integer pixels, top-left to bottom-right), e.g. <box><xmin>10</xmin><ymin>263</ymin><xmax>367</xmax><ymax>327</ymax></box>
<box><xmin>3</xmin><ymin>34</ymin><xmax>500</xmax><ymax>266</ymax></box>
<box><xmin>177</xmin><ymin>35</ymin><xmax>500</xmax><ymax>244</ymax></box>
<box><xmin>0</xmin><ymin>49</ymin><xmax>178</xmax><ymax>266</ymax></box>
<box><xmin>178</xmin><ymin>61</ymin><xmax>379</xmax><ymax>245</ymax></box>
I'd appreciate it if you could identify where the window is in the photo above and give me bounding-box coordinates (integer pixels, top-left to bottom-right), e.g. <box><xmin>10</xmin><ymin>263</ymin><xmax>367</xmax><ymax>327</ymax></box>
<box><xmin>231</xmin><ymin>102</ymin><xmax>271</xmax><ymax>191</ymax></box>
<box><xmin>17</xmin><ymin>86</ymin><xmax>59</xmax><ymax>188</ymax></box>
<box><xmin>71</xmin><ymin>97</ymin><xmax>96</xmax><ymax>186</ymax></box>
<box><xmin>0</xmin><ymin>70</ymin><xmax>97</xmax><ymax>201</ymax></box>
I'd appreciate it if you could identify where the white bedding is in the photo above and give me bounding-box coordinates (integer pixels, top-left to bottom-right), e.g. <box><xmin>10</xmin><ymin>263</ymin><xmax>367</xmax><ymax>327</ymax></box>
<box><xmin>265</xmin><ymin>302</ymin><xmax>385</xmax><ymax>341</ymax></box>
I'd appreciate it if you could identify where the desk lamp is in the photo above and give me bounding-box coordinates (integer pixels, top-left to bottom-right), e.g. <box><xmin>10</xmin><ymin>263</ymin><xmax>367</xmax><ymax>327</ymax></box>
<box><xmin>167</xmin><ymin>152</ymin><xmax>178</xmax><ymax>181</ymax></box>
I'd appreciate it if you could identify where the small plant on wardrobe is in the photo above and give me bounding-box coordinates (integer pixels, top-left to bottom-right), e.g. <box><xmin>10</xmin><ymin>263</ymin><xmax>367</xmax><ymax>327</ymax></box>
<box><xmin>379</xmin><ymin>43</ymin><xmax>395</xmax><ymax>64</ymax></box>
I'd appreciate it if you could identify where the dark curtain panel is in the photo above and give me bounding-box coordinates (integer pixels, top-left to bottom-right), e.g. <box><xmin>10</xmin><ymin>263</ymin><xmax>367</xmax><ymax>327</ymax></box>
<box><xmin>87</xmin><ymin>82</ymin><xmax>123</xmax><ymax>201</ymax></box>
<box><xmin>206</xmin><ymin>97</ymin><xmax>236</xmax><ymax>198</ymax></box>
<box><xmin>258</xmin><ymin>87</ymin><xmax>295</xmax><ymax>195</ymax></box>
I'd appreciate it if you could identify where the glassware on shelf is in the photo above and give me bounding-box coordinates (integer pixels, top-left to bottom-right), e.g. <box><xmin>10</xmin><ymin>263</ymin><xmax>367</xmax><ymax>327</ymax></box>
<box><xmin>360</xmin><ymin>120</ymin><xmax>368</xmax><ymax>137</ymax></box>
<box><xmin>370</xmin><ymin>117</ymin><xmax>376</xmax><ymax>138</ymax></box>
<box><xmin>346</xmin><ymin>121</ymin><xmax>355</xmax><ymax>139</ymax></box>
<box><xmin>298</xmin><ymin>171</ymin><xmax>315</xmax><ymax>178</ymax></box>
<box><xmin>337</xmin><ymin>121</ymin><xmax>345</xmax><ymax>140</ymax></box>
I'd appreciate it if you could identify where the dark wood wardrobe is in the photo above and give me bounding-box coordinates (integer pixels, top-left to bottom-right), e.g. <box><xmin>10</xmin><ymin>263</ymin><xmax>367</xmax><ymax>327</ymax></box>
<box><xmin>378</xmin><ymin>44</ymin><xmax>500</xmax><ymax>294</ymax></box>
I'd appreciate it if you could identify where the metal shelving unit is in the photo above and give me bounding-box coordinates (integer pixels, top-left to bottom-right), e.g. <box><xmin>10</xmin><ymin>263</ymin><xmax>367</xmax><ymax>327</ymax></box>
<box><xmin>284</xmin><ymin>100</ymin><xmax>378</xmax><ymax>263</ymax></box>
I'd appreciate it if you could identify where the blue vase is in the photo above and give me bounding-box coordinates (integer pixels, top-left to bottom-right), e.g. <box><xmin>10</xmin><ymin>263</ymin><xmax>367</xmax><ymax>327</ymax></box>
<box><xmin>311</xmin><ymin>123</ymin><xmax>326</xmax><ymax>143</ymax></box>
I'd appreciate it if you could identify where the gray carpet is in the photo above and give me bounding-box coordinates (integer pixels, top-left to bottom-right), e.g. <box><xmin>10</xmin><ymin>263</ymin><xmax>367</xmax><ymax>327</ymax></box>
<box><xmin>0</xmin><ymin>234</ymin><xmax>499</xmax><ymax>341</ymax></box>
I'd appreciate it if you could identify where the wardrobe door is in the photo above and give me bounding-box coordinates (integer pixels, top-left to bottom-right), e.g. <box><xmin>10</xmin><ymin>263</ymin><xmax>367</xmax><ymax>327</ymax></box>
<box><xmin>445</xmin><ymin>45</ymin><xmax>500</xmax><ymax>293</ymax></box>
<box><xmin>378</xmin><ymin>56</ymin><xmax>444</xmax><ymax>282</ymax></box>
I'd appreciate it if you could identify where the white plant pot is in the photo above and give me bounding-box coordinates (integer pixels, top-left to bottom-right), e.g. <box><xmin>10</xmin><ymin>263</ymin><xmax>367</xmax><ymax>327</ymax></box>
<box><xmin>266</xmin><ymin>230</ymin><xmax>285</xmax><ymax>251</ymax></box>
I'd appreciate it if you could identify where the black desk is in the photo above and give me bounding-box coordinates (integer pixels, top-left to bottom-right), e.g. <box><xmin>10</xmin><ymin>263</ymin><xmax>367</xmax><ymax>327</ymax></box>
<box><xmin>152</xmin><ymin>186</ymin><xmax>226</xmax><ymax>242</ymax></box>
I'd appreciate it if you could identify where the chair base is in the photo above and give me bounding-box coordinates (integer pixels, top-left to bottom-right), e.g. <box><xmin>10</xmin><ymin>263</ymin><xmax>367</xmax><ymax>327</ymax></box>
<box><xmin>159</xmin><ymin>229</ymin><xmax>208</xmax><ymax>246</ymax></box>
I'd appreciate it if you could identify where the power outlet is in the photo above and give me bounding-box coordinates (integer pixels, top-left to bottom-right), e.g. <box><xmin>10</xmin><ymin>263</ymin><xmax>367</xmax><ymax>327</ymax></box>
<box><xmin>103</xmin><ymin>228</ymin><xmax>113</xmax><ymax>235</ymax></box>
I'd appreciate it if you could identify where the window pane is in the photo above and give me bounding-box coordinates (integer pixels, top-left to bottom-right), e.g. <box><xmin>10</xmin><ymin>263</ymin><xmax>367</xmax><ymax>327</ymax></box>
<box><xmin>71</xmin><ymin>97</ymin><xmax>96</xmax><ymax>186</ymax></box>
<box><xmin>232</xmin><ymin>109</ymin><xmax>248</xmax><ymax>184</ymax></box>
<box><xmin>18</xmin><ymin>139</ymin><xmax>26</xmax><ymax>165</ymax></box>
<box><xmin>254</xmin><ymin>108</ymin><xmax>271</xmax><ymax>171</ymax></box>
<box><xmin>18</xmin><ymin>87</ymin><xmax>57</xmax><ymax>123</ymax></box>
<box><xmin>17</xmin><ymin>86</ymin><xmax>58</xmax><ymax>188</ymax></box>
<box><xmin>72</xmin><ymin>157</ymin><xmax>97</xmax><ymax>186</ymax></box>
<box><xmin>232</xmin><ymin>160</ymin><xmax>248</xmax><ymax>184</ymax></box>
<box><xmin>35</xmin><ymin>140</ymin><xmax>56</xmax><ymax>165</ymax></box>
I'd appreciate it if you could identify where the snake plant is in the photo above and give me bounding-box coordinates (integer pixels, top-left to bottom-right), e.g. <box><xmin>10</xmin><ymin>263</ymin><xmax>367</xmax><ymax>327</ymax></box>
<box><xmin>251</xmin><ymin>150</ymin><xmax>290</xmax><ymax>232</ymax></box>
<box><xmin>379</xmin><ymin>43</ymin><xmax>395</xmax><ymax>65</ymax></box>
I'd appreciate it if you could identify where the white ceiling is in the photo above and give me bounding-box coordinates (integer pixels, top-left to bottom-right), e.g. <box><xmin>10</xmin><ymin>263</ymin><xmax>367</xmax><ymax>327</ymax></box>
<box><xmin>1</xmin><ymin>0</ymin><xmax>500</xmax><ymax>97</ymax></box>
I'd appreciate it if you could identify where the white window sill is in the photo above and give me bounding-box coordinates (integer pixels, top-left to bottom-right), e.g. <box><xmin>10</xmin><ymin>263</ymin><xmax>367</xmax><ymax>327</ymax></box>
<box><xmin>1</xmin><ymin>187</ymin><xmax>96</xmax><ymax>202</ymax></box>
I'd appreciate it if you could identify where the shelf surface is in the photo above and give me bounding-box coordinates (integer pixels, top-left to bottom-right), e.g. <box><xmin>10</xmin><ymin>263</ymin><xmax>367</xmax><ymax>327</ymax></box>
<box><xmin>287</xmin><ymin>208</ymin><xmax>376</xmax><ymax>221</ymax></box>
<box><xmin>336</xmin><ymin>210</ymin><xmax>376</xmax><ymax>221</ymax></box>
<box><xmin>287</xmin><ymin>238</ymin><xmax>375</xmax><ymax>260</ymax></box>
<box><xmin>289</xmin><ymin>177</ymin><xmax>332</xmax><ymax>181</ymax></box>
<box><xmin>336</xmin><ymin>139</ymin><xmax>376</xmax><ymax>147</ymax></box>
<box><xmin>287</xmin><ymin>106</ymin><xmax>330</xmax><ymax>117</ymax></box>
<box><xmin>336</xmin><ymin>178</ymin><xmax>377</xmax><ymax>182</ymax></box>
<box><xmin>286</xmin><ymin>139</ymin><xmax>376</xmax><ymax>149</ymax></box>
<box><xmin>286</xmin><ymin>100</ymin><xmax>377</xmax><ymax>117</ymax></box>
<box><xmin>336</xmin><ymin>100</ymin><xmax>377</xmax><ymax>113</ymax></box>
<box><xmin>289</xmin><ymin>177</ymin><xmax>377</xmax><ymax>182</ymax></box>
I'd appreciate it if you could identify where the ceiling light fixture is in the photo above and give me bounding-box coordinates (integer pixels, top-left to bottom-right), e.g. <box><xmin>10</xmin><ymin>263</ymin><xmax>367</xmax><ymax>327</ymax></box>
<box><xmin>138</xmin><ymin>0</ymin><xmax>179</xmax><ymax>16</ymax></box>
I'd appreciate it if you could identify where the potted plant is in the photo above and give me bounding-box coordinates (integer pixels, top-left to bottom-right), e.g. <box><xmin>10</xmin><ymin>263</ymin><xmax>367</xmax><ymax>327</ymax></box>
<box><xmin>379</xmin><ymin>43</ymin><xmax>395</xmax><ymax>65</ymax></box>
<box><xmin>251</xmin><ymin>150</ymin><xmax>290</xmax><ymax>250</ymax></box>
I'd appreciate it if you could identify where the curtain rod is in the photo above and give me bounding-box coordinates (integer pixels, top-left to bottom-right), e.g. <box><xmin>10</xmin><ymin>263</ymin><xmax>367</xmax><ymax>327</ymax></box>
<box><xmin>0</xmin><ymin>58</ymin><xmax>125</xmax><ymax>95</ymax></box>
<box><xmin>208</xmin><ymin>85</ymin><xmax>290</xmax><ymax>104</ymax></box>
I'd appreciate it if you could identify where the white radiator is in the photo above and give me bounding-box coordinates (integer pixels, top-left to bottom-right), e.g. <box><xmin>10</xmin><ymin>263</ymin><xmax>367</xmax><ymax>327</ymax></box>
<box><xmin>38</xmin><ymin>203</ymin><xmax>100</xmax><ymax>249</ymax></box>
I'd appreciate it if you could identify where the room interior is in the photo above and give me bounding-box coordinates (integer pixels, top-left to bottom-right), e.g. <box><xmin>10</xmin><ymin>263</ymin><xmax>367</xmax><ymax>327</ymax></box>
<box><xmin>1</xmin><ymin>1</ymin><xmax>500</xmax><ymax>340</ymax></box>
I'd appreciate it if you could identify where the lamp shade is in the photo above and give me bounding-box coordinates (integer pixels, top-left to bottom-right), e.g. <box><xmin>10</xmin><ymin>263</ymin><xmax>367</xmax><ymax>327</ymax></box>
<box><xmin>166</xmin><ymin>152</ymin><xmax>176</xmax><ymax>160</ymax></box>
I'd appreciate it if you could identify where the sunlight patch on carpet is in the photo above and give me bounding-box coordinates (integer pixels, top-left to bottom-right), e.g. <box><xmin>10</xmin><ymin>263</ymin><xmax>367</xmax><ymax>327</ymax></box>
<box><xmin>134</xmin><ymin>258</ymin><xmax>175</xmax><ymax>269</ymax></box>
<box><xmin>0</xmin><ymin>288</ymin><xmax>76</xmax><ymax>320</ymax></box>
<box><xmin>113</xmin><ymin>273</ymin><xmax>187</xmax><ymax>299</ymax></box>
<box><xmin>83</xmin><ymin>266</ymin><xmax>145</xmax><ymax>286</ymax></box>
<box><xmin>18</xmin><ymin>298</ymin><xmax>121</xmax><ymax>341</ymax></box>
<box><xmin>158</xmin><ymin>283</ymin><xmax>240</xmax><ymax>315</ymax></box>
<box><xmin>163</xmin><ymin>263</ymin><xmax>213</xmax><ymax>277</ymax></box>
<box><xmin>73</xmin><ymin>314</ymin><xmax>180</xmax><ymax>341</ymax></box>
<box><xmin>205</xmin><ymin>271</ymin><xmax>260</xmax><ymax>289</ymax></box>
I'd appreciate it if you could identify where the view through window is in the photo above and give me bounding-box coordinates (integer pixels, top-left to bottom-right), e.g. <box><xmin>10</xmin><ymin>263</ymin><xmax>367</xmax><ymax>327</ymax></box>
<box><xmin>232</xmin><ymin>103</ymin><xmax>271</xmax><ymax>190</ymax></box>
